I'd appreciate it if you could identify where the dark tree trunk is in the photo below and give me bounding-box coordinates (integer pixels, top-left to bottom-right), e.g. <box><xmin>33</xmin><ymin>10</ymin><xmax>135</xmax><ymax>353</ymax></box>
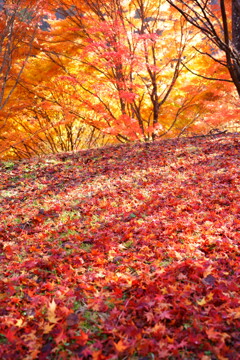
<box><xmin>232</xmin><ymin>0</ymin><xmax>240</xmax><ymax>80</ymax></box>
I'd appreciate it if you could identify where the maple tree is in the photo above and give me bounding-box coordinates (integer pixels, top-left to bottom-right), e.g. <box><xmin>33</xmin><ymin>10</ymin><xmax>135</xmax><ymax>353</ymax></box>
<box><xmin>0</xmin><ymin>2</ymin><xmax>113</xmax><ymax>159</ymax></box>
<box><xmin>28</xmin><ymin>0</ymin><xmax>217</xmax><ymax>142</ymax></box>
<box><xmin>0</xmin><ymin>132</ymin><xmax>239</xmax><ymax>358</ymax></box>
<box><xmin>0</xmin><ymin>0</ymin><xmax>45</xmax><ymax>132</ymax></box>
<box><xmin>6</xmin><ymin>37</ymin><xmax>236</xmax><ymax>159</ymax></box>
<box><xmin>0</xmin><ymin>74</ymin><xmax>112</xmax><ymax>159</ymax></box>
<box><xmin>166</xmin><ymin>0</ymin><xmax>240</xmax><ymax>96</ymax></box>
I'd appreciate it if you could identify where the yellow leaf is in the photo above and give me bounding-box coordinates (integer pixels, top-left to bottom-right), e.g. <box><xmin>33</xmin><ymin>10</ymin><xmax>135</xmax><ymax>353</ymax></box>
<box><xmin>47</xmin><ymin>299</ymin><xmax>60</xmax><ymax>324</ymax></box>
<box><xmin>15</xmin><ymin>318</ymin><xmax>25</xmax><ymax>327</ymax></box>
<box><xmin>197</xmin><ymin>297</ymin><xmax>207</xmax><ymax>306</ymax></box>
<box><xmin>197</xmin><ymin>292</ymin><xmax>213</xmax><ymax>306</ymax></box>
<box><xmin>206</xmin><ymin>292</ymin><xmax>214</xmax><ymax>302</ymax></box>
<box><xmin>43</xmin><ymin>322</ymin><xmax>55</xmax><ymax>334</ymax></box>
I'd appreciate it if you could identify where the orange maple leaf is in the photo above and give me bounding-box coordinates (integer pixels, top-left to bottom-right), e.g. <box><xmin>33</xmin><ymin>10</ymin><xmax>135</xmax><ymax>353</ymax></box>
<box><xmin>114</xmin><ymin>339</ymin><xmax>128</xmax><ymax>353</ymax></box>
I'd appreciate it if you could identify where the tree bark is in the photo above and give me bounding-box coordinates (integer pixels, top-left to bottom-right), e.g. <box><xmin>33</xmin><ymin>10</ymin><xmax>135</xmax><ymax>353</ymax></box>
<box><xmin>232</xmin><ymin>0</ymin><xmax>240</xmax><ymax>80</ymax></box>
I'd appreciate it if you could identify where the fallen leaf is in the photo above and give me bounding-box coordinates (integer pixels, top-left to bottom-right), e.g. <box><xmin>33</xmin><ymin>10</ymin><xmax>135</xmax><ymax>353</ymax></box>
<box><xmin>47</xmin><ymin>299</ymin><xmax>60</xmax><ymax>324</ymax></box>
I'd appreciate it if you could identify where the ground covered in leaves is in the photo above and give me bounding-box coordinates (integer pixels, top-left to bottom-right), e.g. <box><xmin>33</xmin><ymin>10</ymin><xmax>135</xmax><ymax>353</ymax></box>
<box><xmin>0</xmin><ymin>133</ymin><xmax>240</xmax><ymax>360</ymax></box>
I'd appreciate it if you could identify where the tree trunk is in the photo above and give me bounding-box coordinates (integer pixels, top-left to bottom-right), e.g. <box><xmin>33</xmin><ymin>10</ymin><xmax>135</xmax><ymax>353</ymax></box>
<box><xmin>232</xmin><ymin>0</ymin><xmax>240</xmax><ymax>80</ymax></box>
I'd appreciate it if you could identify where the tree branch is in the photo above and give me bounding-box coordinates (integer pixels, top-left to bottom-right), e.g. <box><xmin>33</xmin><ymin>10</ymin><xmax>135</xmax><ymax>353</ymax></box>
<box><xmin>181</xmin><ymin>62</ymin><xmax>233</xmax><ymax>82</ymax></box>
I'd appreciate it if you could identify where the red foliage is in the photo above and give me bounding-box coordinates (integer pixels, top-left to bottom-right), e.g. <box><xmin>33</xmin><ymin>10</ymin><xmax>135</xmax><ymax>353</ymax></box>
<box><xmin>0</xmin><ymin>133</ymin><xmax>239</xmax><ymax>359</ymax></box>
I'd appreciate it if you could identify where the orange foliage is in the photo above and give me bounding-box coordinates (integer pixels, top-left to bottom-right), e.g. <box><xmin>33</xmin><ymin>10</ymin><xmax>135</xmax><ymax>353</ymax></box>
<box><xmin>0</xmin><ymin>0</ymin><xmax>239</xmax><ymax>159</ymax></box>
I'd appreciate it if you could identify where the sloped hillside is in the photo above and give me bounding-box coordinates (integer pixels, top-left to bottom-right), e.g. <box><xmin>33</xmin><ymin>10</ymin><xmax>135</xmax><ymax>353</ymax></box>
<box><xmin>0</xmin><ymin>133</ymin><xmax>239</xmax><ymax>359</ymax></box>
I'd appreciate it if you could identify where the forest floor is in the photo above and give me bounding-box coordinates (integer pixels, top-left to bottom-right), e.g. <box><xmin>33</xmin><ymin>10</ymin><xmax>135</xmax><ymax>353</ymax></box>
<box><xmin>0</xmin><ymin>133</ymin><xmax>240</xmax><ymax>360</ymax></box>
